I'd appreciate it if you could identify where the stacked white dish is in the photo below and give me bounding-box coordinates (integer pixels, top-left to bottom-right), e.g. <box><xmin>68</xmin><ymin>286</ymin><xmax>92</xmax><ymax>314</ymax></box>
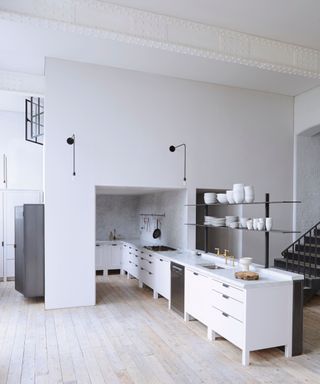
<box><xmin>204</xmin><ymin>192</ymin><xmax>217</xmax><ymax>204</ymax></box>
<box><xmin>204</xmin><ymin>216</ymin><xmax>226</xmax><ymax>227</ymax></box>
<box><xmin>233</xmin><ymin>183</ymin><xmax>245</xmax><ymax>204</ymax></box>
<box><xmin>225</xmin><ymin>216</ymin><xmax>238</xmax><ymax>227</ymax></box>
<box><xmin>217</xmin><ymin>193</ymin><xmax>228</xmax><ymax>204</ymax></box>
<box><xmin>244</xmin><ymin>185</ymin><xmax>255</xmax><ymax>203</ymax></box>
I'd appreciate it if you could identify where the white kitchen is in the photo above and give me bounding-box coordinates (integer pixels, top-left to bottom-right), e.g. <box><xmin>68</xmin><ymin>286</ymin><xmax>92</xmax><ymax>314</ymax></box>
<box><xmin>1</xmin><ymin>1</ymin><xmax>320</xmax><ymax>383</ymax></box>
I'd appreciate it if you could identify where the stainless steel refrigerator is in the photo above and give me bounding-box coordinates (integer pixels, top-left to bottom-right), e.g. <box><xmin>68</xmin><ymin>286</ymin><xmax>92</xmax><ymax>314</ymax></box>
<box><xmin>15</xmin><ymin>204</ymin><xmax>44</xmax><ymax>298</ymax></box>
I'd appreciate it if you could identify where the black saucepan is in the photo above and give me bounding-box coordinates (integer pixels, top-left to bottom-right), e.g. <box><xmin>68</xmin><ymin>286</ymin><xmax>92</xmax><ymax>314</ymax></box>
<box><xmin>153</xmin><ymin>219</ymin><xmax>161</xmax><ymax>239</ymax></box>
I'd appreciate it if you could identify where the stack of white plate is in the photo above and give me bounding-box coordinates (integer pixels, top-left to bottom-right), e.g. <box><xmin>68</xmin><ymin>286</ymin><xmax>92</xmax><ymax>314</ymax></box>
<box><xmin>225</xmin><ymin>216</ymin><xmax>239</xmax><ymax>227</ymax></box>
<box><xmin>204</xmin><ymin>216</ymin><xmax>226</xmax><ymax>227</ymax></box>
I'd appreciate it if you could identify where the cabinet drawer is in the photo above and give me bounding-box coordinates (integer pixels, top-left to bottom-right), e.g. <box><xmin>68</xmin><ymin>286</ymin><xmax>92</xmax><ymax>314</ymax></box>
<box><xmin>140</xmin><ymin>268</ymin><xmax>154</xmax><ymax>288</ymax></box>
<box><xmin>209</xmin><ymin>306</ymin><xmax>244</xmax><ymax>349</ymax></box>
<box><xmin>210</xmin><ymin>289</ymin><xmax>244</xmax><ymax>322</ymax></box>
<box><xmin>140</xmin><ymin>257</ymin><xmax>155</xmax><ymax>273</ymax></box>
<box><xmin>128</xmin><ymin>251</ymin><xmax>139</xmax><ymax>263</ymax></box>
<box><xmin>210</xmin><ymin>279</ymin><xmax>244</xmax><ymax>302</ymax></box>
<box><xmin>128</xmin><ymin>260</ymin><xmax>139</xmax><ymax>278</ymax></box>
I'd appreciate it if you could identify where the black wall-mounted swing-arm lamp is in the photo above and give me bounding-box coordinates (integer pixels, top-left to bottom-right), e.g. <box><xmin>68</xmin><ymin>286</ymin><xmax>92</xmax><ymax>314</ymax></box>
<box><xmin>66</xmin><ymin>134</ymin><xmax>76</xmax><ymax>176</ymax></box>
<box><xmin>169</xmin><ymin>143</ymin><xmax>187</xmax><ymax>183</ymax></box>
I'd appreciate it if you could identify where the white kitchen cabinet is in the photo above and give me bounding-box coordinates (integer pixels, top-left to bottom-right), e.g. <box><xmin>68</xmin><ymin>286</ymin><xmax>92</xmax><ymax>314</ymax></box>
<box><xmin>95</xmin><ymin>243</ymin><xmax>107</xmax><ymax>272</ymax></box>
<box><xmin>109</xmin><ymin>243</ymin><xmax>121</xmax><ymax>270</ymax></box>
<box><xmin>185</xmin><ymin>268</ymin><xmax>211</xmax><ymax>325</ymax></box>
<box><xmin>154</xmin><ymin>256</ymin><xmax>170</xmax><ymax>300</ymax></box>
<box><xmin>206</xmin><ymin>277</ymin><xmax>292</xmax><ymax>366</ymax></box>
<box><xmin>0</xmin><ymin>189</ymin><xmax>42</xmax><ymax>279</ymax></box>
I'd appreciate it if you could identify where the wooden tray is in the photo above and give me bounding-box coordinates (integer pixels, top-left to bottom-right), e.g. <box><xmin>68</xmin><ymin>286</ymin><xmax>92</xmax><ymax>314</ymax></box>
<box><xmin>235</xmin><ymin>271</ymin><xmax>259</xmax><ymax>280</ymax></box>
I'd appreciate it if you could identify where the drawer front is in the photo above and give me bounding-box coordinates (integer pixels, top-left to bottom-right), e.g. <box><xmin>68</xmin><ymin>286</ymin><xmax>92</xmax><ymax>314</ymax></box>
<box><xmin>140</xmin><ymin>268</ymin><xmax>154</xmax><ymax>288</ymax></box>
<box><xmin>210</xmin><ymin>289</ymin><xmax>244</xmax><ymax>322</ymax></box>
<box><xmin>209</xmin><ymin>306</ymin><xmax>244</xmax><ymax>349</ymax></box>
<box><xmin>210</xmin><ymin>279</ymin><xmax>244</xmax><ymax>302</ymax></box>
<box><xmin>128</xmin><ymin>251</ymin><xmax>139</xmax><ymax>263</ymax></box>
<box><xmin>140</xmin><ymin>257</ymin><xmax>155</xmax><ymax>273</ymax></box>
<box><xmin>128</xmin><ymin>260</ymin><xmax>139</xmax><ymax>278</ymax></box>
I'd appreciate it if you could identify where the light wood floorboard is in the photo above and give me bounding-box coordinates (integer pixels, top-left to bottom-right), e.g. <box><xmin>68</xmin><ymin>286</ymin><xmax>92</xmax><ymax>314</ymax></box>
<box><xmin>0</xmin><ymin>276</ymin><xmax>320</xmax><ymax>383</ymax></box>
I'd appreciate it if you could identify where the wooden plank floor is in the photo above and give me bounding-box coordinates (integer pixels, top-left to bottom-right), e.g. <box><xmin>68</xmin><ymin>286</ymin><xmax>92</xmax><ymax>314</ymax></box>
<box><xmin>0</xmin><ymin>276</ymin><xmax>320</xmax><ymax>384</ymax></box>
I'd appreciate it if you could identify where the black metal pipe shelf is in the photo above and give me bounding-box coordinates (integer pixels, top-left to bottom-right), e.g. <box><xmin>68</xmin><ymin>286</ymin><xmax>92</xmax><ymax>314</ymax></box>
<box><xmin>185</xmin><ymin>200</ymin><xmax>301</xmax><ymax>207</ymax></box>
<box><xmin>185</xmin><ymin>223</ymin><xmax>300</xmax><ymax>234</ymax></box>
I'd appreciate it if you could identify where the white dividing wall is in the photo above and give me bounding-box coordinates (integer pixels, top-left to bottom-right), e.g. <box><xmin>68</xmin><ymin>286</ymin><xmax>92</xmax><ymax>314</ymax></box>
<box><xmin>45</xmin><ymin>58</ymin><xmax>294</xmax><ymax>309</ymax></box>
<box><xmin>0</xmin><ymin>111</ymin><xmax>43</xmax><ymax>190</ymax></box>
<box><xmin>294</xmin><ymin>86</ymin><xmax>320</xmax><ymax>135</ymax></box>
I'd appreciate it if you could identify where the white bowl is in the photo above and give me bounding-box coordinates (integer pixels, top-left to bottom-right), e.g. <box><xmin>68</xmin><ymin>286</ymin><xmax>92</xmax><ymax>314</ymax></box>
<box><xmin>217</xmin><ymin>193</ymin><xmax>228</xmax><ymax>204</ymax></box>
<box><xmin>204</xmin><ymin>193</ymin><xmax>217</xmax><ymax>204</ymax></box>
<box><xmin>226</xmin><ymin>190</ymin><xmax>235</xmax><ymax>204</ymax></box>
<box><xmin>229</xmin><ymin>222</ymin><xmax>239</xmax><ymax>229</ymax></box>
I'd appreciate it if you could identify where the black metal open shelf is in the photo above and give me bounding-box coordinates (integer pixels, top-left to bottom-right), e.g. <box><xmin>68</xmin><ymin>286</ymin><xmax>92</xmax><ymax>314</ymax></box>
<box><xmin>185</xmin><ymin>223</ymin><xmax>300</xmax><ymax>234</ymax></box>
<box><xmin>185</xmin><ymin>200</ymin><xmax>301</xmax><ymax>207</ymax></box>
<box><xmin>187</xmin><ymin>193</ymin><xmax>301</xmax><ymax>268</ymax></box>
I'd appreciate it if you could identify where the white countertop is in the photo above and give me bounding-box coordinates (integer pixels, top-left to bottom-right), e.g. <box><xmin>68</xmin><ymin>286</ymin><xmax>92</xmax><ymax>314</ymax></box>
<box><xmin>96</xmin><ymin>238</ymin><xmax>304</xmax><ymax>289</ymax></box>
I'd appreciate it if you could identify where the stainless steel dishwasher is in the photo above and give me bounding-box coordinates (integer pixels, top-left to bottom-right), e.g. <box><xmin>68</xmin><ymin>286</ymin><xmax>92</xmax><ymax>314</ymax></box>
<box><xmin>170</xmin><ymin>262</ymin><xmax>185</xmax><ymax>317</ymax></box>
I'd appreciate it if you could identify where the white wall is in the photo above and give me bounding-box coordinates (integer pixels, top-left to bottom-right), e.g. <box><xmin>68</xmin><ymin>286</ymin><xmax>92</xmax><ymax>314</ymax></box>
<box><xmin>45</xmin><ymin>58</ymin><xmax>294</xmax><ymax>309</ymax></box>
<box><xmin>0</xmin><ymin>111</ymin><xmax>43</xmax><ymax>190</ymax></box>
<box><xmin>294</xmin><ymin>86</ymin><xmax>320</xmax><ymax>135</ymax></box>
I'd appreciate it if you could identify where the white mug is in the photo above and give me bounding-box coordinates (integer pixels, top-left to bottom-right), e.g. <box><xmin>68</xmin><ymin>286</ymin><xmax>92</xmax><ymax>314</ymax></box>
<box><xmin>253</xmin><ymin>218</ymin><xmax>258</xmax><ymax>230</ymax></box>
<box><xmin>257</xmin><ymin>222</ymin><xmax>265</xmax><ymax>231</ymax></box>
<box><xmin>247</xmin><ymin>219</ymin><xmax>253</xmax><ymax>230</ymax></box>
<box><xmin>266</xmin><ymin>217</ymin><xmax>273</xmax><ymax>231</ymax></box>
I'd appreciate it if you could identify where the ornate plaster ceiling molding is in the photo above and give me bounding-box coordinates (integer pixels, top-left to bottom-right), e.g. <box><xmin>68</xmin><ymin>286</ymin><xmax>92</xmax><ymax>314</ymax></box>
<box><xmin>1</xmin><ymin>0</ymin><xmax>320</xmax><ymax>79</ymax></box>
<box><xmin>0</xmin><ymin>70</ymin><xmax>45</xmax><ymax>95</ymax></box>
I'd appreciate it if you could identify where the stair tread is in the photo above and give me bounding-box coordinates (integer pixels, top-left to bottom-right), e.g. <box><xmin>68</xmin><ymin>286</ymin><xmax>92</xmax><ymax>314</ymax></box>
<box><xmin>275</xmin><ymin>258</ymin><xmax>320</xmax><ymax>269</ymax></box>
<box><xmin>284</xmin><ymin>251</ymin><xmax>320</xmax><ymax>258</ymax></box>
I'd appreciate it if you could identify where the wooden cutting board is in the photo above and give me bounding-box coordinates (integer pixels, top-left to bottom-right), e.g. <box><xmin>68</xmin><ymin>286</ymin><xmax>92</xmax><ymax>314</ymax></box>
<box><xmin>235</xmin><ymin>271</ymin><xmax>259</xmax><ymax>280</ymax></box>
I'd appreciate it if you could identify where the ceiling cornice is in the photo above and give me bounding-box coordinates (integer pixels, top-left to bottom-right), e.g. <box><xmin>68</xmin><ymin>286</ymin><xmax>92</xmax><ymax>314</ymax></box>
<box><xmin>1</xmin><ymin>0</ymin><xmax>320</xmax><ymax>80</ymax></box>
<box><xmin>0</xmin><ymin>70</ymin><xmax>45</xmax><ymax>95</ymax></box>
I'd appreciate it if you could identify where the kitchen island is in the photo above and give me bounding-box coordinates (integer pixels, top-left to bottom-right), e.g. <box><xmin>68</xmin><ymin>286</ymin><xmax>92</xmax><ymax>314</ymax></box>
<box><xmin>96</xmin><ymin>239</ymin><xmax>304</xmax><ymax>366</ymax></box>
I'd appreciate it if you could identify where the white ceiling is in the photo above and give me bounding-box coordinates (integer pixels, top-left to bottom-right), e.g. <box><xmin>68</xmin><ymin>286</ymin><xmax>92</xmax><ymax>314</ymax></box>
<box><xmin>109</xmin><ymin>0</ymin><xmax>320</xmax><ymax>50</ymax></box>
<box><xmin>1</xmin><ymin>1</ymin><xmax>320</xmax><ymax>96</ymax></box>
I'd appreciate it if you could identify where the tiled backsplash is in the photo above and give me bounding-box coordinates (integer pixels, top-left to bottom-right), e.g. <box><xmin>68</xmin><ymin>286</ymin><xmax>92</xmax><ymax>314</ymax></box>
<box><xmin>96</xmin><ymin>195</ymin><xmax>140</xmax><ymax>240</ymax></box>
<box><xmin>96</xmin><ymin>189</ymin><xmax>187</xmax><ymax>249</ymax></box>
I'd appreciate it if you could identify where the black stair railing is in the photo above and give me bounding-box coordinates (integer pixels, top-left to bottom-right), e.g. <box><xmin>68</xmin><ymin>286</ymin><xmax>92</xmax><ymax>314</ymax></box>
<box><xmin>282</xmin><ymin>220</ymin><xmax>320</xmax><ymax>277</ymax></box>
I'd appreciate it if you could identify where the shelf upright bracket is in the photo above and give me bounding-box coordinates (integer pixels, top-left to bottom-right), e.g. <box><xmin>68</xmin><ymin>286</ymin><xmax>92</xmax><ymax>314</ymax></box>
<box><xmin>204</xmin><ymin>204</ymin><xmax>208</xmax><ymax>253</ymax></box>
<box><xmin>265</xmin><ymin>193</ymin><xmax>270</xmax><ymax>268</ymax></box>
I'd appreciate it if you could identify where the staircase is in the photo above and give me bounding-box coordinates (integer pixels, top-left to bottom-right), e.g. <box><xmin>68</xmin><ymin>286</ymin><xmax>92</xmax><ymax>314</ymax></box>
<box><xmin>274</xmin><ymin>221</ymin><xmax>320</xmax><ymax>302</ymax></box>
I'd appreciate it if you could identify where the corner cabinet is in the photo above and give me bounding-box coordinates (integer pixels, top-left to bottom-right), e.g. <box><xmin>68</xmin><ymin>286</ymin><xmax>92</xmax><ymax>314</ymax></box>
<box><xmin>95</xmin><ymin>242</ymin><xmax>122</xmax><ymax>275</ymax></box>
<box><xmin>0</xmin><ymin>189</ymin><xmax>43</xmax><ymax>280</ymax></box>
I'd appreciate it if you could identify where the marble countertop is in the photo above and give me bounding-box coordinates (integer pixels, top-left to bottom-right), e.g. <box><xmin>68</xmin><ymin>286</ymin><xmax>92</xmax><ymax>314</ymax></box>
<box><xmin>96</xmin><ymin>238</ymin><xmax>304</xmax><ymax>289</ymax></box>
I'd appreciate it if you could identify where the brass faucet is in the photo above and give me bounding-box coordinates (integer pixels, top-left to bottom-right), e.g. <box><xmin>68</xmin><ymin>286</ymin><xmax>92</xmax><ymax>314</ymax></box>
<box><xmin>215</xmin><ymin>247</ymin><xmax>221</xmax><ymax>256</ymax></box>
<box><xmin>230</xmin><ymin>255</ymin><xmax>235</xmax><ymax>267</ymax></box>
<box><xmin>223</xmin><ymin>249</ymin><xmax>230</xmax><ymax>264</ymax></box>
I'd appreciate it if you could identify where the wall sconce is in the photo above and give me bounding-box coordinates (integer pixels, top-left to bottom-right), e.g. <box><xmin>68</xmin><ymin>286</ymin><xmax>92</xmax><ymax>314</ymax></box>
<box><xmin>66</xmin><ymin>134</ymin><xmax>76</xmax><ymax>176</ymax></box>
<box><xmin>169</xmin><ymin>143</ymin><xmax>187</xmax><ymax>184</ymax></box>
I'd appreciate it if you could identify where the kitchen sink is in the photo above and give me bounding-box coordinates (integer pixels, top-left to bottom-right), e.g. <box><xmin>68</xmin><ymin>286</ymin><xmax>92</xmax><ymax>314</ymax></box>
<box><xmin>200</xmin><ymin>264</ymin><xmax>224</xmax><ymax>270</ymax></box>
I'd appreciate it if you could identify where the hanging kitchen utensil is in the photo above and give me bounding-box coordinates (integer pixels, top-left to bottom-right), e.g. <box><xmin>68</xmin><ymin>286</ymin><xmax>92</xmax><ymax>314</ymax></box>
<box><xmin>153</xmin><ymin>219</ymin><xmax>161</xmax><ymax>239</ymax></box>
